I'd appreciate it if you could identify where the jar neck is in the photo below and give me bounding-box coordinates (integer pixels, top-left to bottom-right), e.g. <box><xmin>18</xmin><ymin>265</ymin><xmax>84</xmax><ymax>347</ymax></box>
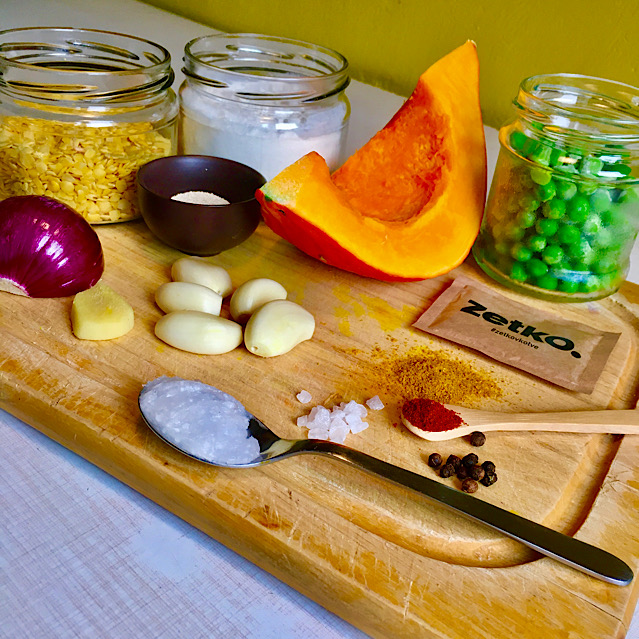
<box><xmin>183</xmin><ymin>33</ymin><xmax>349</xmax><ymax>106</ymax></box>
<box><xmin>0</xmin><ymin>27</ymin><xmax>174</xmax><ymax>108</ymax></box>
<box><xmin>513</xmin><ymin>74</ymin><xmax>639</xmax><ymax>157</ymax></box>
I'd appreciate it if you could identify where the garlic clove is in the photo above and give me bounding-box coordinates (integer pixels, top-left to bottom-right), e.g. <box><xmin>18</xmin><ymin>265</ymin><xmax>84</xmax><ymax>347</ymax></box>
<box><xmin>244</xmin><ymin>300</ymin><xmax>315</xmax><ymax>357</ymax></box>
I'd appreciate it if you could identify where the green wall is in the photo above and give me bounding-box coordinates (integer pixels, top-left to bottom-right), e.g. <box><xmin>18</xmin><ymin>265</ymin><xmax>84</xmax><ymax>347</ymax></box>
<box><xmin>142</xmin><ymin>0</ymin><xmax>639</xmax><ymax>129</ymax></box>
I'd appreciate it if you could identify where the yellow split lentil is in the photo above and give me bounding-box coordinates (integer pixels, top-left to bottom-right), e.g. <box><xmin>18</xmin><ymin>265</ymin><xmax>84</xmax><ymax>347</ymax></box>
<box><xmin>0</xmin><ymin>116</ymin><xmax>174</xmax><ymax>223</ymax></box>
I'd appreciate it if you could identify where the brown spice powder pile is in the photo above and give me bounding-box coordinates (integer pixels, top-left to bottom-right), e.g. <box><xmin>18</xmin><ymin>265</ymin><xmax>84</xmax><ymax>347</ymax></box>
<box><xmin>370</xmin><ymin>345</ymin><xmax>503</xmax><ymax>405</ymax></box>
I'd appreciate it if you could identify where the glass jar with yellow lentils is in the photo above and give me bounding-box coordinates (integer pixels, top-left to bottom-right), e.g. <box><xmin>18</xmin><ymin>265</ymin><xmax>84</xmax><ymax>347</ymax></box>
<box><xmin>0</xmin><ymin>27</ymin><xmax>177</xmax><ymax>224</ymax></box>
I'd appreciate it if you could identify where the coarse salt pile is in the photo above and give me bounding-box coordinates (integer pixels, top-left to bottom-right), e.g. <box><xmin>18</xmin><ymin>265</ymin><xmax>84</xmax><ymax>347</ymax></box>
<box><xmin>296</xmin><ymin>393</ymin><xmax>384</xmax><ymax>444</ymax></box>
<box><xmin>140</xmin><ymin>376</ymin><xmax>260</xmax><ymax>465</ymax></box>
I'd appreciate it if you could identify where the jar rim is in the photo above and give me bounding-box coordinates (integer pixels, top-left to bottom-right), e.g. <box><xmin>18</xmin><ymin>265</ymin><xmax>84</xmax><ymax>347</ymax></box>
<box><xmin>0</xmin><ymin>26</ymin><xmax>173</xmax><ymax>75</ymax></box>
<box><xmin>0</xmin><ymin>26</ymin><xmax>174</xmax><ymax>105</ymax></box>
<box><xmin>183</xmin><ymin>32</ymin><xmax>349</xmax><ymax>103</ymax></box>
<box><xmin>516</xmin><ymin>73</ymin><xmax>639</xmax><ymax>142</ymax></box>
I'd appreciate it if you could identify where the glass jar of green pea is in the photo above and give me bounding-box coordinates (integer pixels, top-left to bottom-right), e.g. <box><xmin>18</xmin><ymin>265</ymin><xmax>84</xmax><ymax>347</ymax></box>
<box><xmin>473</xmin><ymin>74</ymin><xmax>639</xmax><ymax>302</ymax></box>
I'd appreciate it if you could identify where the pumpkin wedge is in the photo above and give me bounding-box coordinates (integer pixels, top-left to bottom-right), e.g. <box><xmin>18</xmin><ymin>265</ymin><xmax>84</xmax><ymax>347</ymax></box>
<box><xmin>257</xmin><ymin>40</ymin><xmax>487</xmax><ymax>281</ymax></box>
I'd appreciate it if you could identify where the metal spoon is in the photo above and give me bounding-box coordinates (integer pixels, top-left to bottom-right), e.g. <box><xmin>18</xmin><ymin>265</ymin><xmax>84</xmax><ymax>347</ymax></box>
<box><xmin>139</xmin><ymin>391</ymin><xmax>633</xmax><ymax>586</ymax></box>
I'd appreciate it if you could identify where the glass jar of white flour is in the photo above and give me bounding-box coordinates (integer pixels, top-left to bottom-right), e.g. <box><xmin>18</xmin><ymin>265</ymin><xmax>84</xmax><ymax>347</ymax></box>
<box><xmin>179</xmin><ymin>33</ymin><xmax>350</xmax><ymax>180</ymax></box>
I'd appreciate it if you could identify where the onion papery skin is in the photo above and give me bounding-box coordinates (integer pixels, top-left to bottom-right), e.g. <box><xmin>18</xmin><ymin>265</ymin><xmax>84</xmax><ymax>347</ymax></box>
<box><xmin>0</xmin><ymin>196</ymin><xmax>104</xmax><ymax>298</ymax></box>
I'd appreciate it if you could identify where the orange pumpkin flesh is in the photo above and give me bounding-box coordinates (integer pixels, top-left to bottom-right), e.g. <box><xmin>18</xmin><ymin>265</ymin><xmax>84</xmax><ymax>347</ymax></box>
<box><xmin>257</xmin><ymin>41</ymin><xmax>487</xmax><ymax>281</ymax></box>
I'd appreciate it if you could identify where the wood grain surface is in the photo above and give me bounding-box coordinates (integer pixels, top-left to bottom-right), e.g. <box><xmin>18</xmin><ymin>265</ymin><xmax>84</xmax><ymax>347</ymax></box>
<box><xmin>2</xmin><ymin>219</ymin><xmax>639</xmax><ymax>638</ymax></box>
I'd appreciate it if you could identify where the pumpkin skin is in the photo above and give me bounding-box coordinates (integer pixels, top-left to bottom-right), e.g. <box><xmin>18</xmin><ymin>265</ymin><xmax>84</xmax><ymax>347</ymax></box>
<box><xmin>257</xmin><ymin>41</ymin><xmax>487</xmax><ymax>281</ymax></box>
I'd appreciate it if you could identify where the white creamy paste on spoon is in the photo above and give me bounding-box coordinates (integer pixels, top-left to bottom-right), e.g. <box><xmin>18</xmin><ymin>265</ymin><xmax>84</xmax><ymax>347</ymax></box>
<box><xmin>140</xmin><ymin>376</ymin><xmax>260</xmax><ymax>464</ymax></box>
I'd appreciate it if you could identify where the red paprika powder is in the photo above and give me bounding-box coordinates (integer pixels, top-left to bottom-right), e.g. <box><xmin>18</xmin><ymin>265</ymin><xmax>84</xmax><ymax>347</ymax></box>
<box><xmin>401</xmin><ymin>398</ymin><xmax>464</xmax><ymax>432</ymax></box>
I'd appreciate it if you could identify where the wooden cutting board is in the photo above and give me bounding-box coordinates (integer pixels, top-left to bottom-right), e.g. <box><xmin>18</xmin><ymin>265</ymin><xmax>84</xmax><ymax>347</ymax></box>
<box><xmin>2</xmin><ymin>219</ymin><xmax>639</xmax><ymax>638</ymax></box>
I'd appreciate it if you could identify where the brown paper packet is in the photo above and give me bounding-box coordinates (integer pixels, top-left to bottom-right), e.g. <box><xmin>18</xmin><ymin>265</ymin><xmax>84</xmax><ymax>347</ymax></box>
<box><xmin>413</xmin><ymin>276</ymin><xmax>620</xmax><ymax>393</ymax></box>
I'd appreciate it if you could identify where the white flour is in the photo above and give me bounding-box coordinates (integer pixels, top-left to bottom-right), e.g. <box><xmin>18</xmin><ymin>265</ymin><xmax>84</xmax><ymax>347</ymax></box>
<box><xmin>179</xmin><ymin>88</ymin><xmax>349</xmax><ymax>180</ymax></box>
<box><xmin>171</xmin><ymin>191</ymin><xmax>229</xmax><ymax>205</ymax></box>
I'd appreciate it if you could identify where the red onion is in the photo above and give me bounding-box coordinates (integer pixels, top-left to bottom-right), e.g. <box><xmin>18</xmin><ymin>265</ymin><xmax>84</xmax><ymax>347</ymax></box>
<box><xmin>0</xmin><ymin>196</ymin><xmax>104</xmax><ymax>298</ymax></box>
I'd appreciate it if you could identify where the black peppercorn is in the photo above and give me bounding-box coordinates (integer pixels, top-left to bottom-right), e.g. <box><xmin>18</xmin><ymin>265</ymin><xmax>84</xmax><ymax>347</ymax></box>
<box><xmin>481</xmin><ymin>461</ymin><xmax>496</xmax><ymax>474</ymax></box>
<box><xmin>469</xmin><ymin>464</ymin><xmax>485</xmax><ymax>481</ymax></box>
<box><xmin>461</xmin><ymin>478</ymin><xmax>479</xmax><ymax>493</ymax></box>
<box><xmin>469</xmin><ymin>431</ymin><xmax>486</xmax><ymax>447</ymax></box>
<box><xmin>446</xmin><ymin>455</ymin><xmax>462</xmax><ymax>471</ymax></box>
<box><xmin>440</xmin><ymin>463</ymin><xmax>455</xmax><ymax>478</ymax></box>
<box><xmin>428</xmin><ymin>453</ymin><xmax>443</xmax><ymax>468</ymax></box>
<box><xmin>456</xmin><ymin>465</ymin><xmax>468</xmax><ymax>480</ymax></box>
<box><xmin>461</xmin><ymin>453</ymin><xmax>479</xmax><ymax>468</ymax></box>
<box><xmin>480</xmin><ymin>472</ymin><xmax>498</xmax><ymax>487</ymax></box>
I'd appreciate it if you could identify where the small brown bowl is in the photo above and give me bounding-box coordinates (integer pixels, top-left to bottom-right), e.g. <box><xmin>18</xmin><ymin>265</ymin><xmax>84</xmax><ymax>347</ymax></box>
<box><xmin>137</xmin><ymin>155</ymin><xmax>266</xmax><ymax>256</ymax></box>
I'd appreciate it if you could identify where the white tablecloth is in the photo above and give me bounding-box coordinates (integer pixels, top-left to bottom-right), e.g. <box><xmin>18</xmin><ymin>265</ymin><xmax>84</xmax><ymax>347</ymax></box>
<box><xmin>2</xmin><ymin>1</ymin><xmax>638</xmax><ymax>637</ymax></box>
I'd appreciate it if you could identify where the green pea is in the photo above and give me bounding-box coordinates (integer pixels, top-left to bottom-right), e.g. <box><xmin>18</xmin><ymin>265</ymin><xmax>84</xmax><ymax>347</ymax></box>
<box><xmin>509</xmin><ymin>130</ymin><xmax>529</xmax><ymax>153</ymax></box>
<box><xmin>542</xmin><ymin>199</ymin><xmax>566</xmax><ymax>219</ymax></box>
<box><xmin>530</xmin><ymin>167</ymin><xmax>552</xmax><ymax>185</ymax></box>
<box><xmin>578</xmin><ymin>181</ymin><xmax>598</xmax><ymax>196</ymax></box>
<box><xmin>536</xmin><ymin>218</ymin><xmax>559</xmax><ymax>237</ymax></box>
<box><xmin>510</xmin><ymin>243</ymin><xmax>532</xmax><ymax>261</ymax></box>
<box><xmin>582</xmin><ymin>214</ymin><xmax>603</xmax><ymax>236</ymax></box>
<box><xmin>558</xmin><ymin>279</ymin><xmax>579</xmax><ymax>294</ymax></box>
<box><xmin>504</xmin><ymin>221</ymin><xmax>526</xmax><ymax>241</ymax></box>
<box><xmin>580</xmin><ymin>275</ymin><xmax>603</xmax><ymax>293</ymax></box>
<box><xmin>554</xmin><ymin>162</ymin><xmax>579</xmax><ymax>175</ymax></box>
<box><xmin>556</xmin><ymin>224</ymin><xmax>581</xmax><ymax>244</ymax></box>
<box><xmin>567</xmin><ymin>195</ymin><xmax>590</xmax><ymax>223</ymax></box>
<box><xmin>580</xmin><ymin>156</ymin><xmax>605</xmax><ymax>177</ymax></box>
<box><xmin>549</xmin><ymin>148</ymin><xmax>563</xmax><ymax>167</ymax></box>
<box><xmin>591</xmin><ymin>227</ymin><xmax>618</xmax><ymax>250</ymax></box>
<box><xmin>555</xmin><ymin>179</ymin><xmax>577</xmax><ymax>200</ymax></box>
<box><xmin>536</xmin><ymin>273</ymin><xmax>559</xmax><ymax>290</ymax></box>
<box><xmin>529</xmin><ymin>143</ymin><xmax>553</xmax><ymax>166</ymax></box>
<box><xmin>600</xmin><ymin>162</ymin><xmax>632</xmax><ymax>178</ymax></box>
<box><xmin>600</xmin><ymin>204</ymin><xmax>631</xmax><ymax>231</ymax></box>
<box><xmin>526</xmin><ymin>234</ymin><xmax>547</xmax><ymax>253</ymax></box>
<box><xmin>517</xmin><ymin>209</ymin><xmax>537</xmax><ymax>228</ymax></box>
<box><xmin>589</xmin><ymin>188</ymin><xmax>613</xmax><ymax>213</ymax></box>
<box><xmin>536</xmin><ymin>180</ymin><xmax>557</xmax><ymax>202</ymax></box>
<box><xmin>542</xmin><ymin>244</ymin><xmax>564</xmax><ymax>265</ymax></box>
<box><xmin>519</xmin><ymin>193</ymin><xmax>541</xmax><ymax>212</ymax></box>
<box><xmin>494</xmin><ymin>240</ymin><xmax>511</xmax><ymax>255</ymax></box>
<box><xmin>512</xmin><ymin>133</ymin><xmax>538</xmax><ymax>157</ymax></box>
<box><xmin>526</xmin><ymin>258</ymin><xmax>549</xmax><ymax>278</ymax></box>
<box><xmin>619</xmin><ymin>186</ymin><xmax>639</xmax><ymax>204</ymax></box>
<box><xmin>566</xmin><ymin>238</ymin><xmax>594</xmax><ymax>262</ymax></box>
<box><xmin>594</xmin><ymin>253</ymin><xmax>620</xmax><ymax>274</ymax></box>
<box><xmin>510</xmin><ymin>262</ymin><xmax>528</xmax><ymax>282</ymax></box>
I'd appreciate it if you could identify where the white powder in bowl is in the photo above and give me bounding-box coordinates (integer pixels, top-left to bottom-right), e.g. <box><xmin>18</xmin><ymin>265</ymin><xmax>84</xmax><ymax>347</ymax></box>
<box><xmin>140</xmin><ymin>376</ymin><xmax>260</xmax><ymax>465</ymax></box>
<box><xmin>171</xmin><ymin>191</ymin><xmax>229</xmax><ymax>205</ymax></box>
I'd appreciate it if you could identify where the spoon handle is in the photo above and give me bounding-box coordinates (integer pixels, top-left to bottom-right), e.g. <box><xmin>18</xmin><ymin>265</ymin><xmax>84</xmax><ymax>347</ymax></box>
<box><xmin>453</xmin><ymin>408</ymin><xmax>639</xmax><ymax>432</ymax></box>
<box><xmin>406</xmin><ymin>408</ymin><xmax>639</xmax><ymax>441</ymax></box>
<box><xmin>305</xmin><ymin>440</ymin><xmax>632</xmax><ymax>586</ymax></box>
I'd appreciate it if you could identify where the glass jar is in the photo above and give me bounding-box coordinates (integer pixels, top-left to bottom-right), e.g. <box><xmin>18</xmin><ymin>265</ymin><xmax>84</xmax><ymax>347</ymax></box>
<box><xmin>473</xmin><ymin>74</ymin><xmax>639</xmax><ymax>302</ymax></box>
<box><xmin>179</xmin><ymin>33</ymin><xmax>350</xmax><ymax>181</ymax></box>
<box><xmin>0</xmin><ymin>27</ymin><xmax>178</xmax><ymax>224</ymax></box>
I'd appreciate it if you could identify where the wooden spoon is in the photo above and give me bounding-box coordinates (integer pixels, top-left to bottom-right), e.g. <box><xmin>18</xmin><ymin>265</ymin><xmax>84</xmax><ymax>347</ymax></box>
<box><xmin>402</xmin><ymin>405</ymin><xmax>639</xmax><ymax>441</ymax></box>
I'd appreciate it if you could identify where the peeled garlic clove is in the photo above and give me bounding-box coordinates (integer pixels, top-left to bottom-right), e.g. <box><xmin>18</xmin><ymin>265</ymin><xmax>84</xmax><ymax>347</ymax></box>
<box><xmin>71</xmin><ymin>281</ymin><xmax>134</xmax><ymax>340</ymax></box>
<box><xmin>170</xmin><ymin>257</ymin><xmax>232</xmax><ymax>297</ymax></box>
<box><xmin>229</xmin><ymin>278</ymin><xmax>287</xmax><ymax>323</ymax></box>
<box><xmin>155</xmin><ymin>311</ymin><xmax>242</xmax><ymax>355</ymax></box>
<box><xmin>155</xmin><ymin>281</ymin><xmax>222</xmax><ymax>315</ymax></box>
<box><xmin>244</xmin><ymin>300</ymin><xmax>315</xmax><ymax>357</ymax></box>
